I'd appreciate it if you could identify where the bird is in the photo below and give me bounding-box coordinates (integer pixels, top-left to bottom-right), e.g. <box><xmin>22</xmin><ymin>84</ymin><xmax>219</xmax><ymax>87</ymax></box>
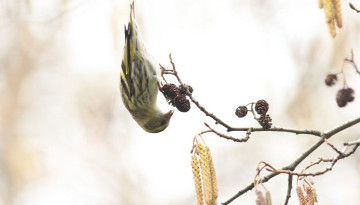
<box><xmin>120</xmin><ymin>2</ymin><xmax>173</xmax><ymax>133</ymax></box>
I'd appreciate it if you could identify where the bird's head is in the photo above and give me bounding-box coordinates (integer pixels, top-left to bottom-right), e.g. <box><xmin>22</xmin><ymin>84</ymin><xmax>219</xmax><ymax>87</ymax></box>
<box><xmin>141</xmin><ymin>110</ymin><xmax>174</xmax><ymax>133</ymax></box>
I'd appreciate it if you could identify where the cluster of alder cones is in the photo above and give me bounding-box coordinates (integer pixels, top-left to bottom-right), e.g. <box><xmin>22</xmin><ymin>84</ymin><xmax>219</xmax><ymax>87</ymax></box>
<box><xmin>235</xmin><ymin>100</ymin><xmax>272</xmax><ymax>129</ymax></box>
<box><xmin>325</xmin><ymin>74</ymin><xmax>355</xmax><ymax>107</ymax></box>
<box><xmin>160</xmin><ymin>83</ymin><xmax>193</xmax><ymax>112</ymax></box>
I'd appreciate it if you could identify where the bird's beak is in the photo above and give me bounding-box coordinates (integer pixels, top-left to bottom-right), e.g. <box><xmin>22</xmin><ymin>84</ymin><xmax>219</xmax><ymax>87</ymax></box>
<box><xmin>164</xmin><ymin>110</ymin><xmax>174</xmax><ymax>119</ymax></box>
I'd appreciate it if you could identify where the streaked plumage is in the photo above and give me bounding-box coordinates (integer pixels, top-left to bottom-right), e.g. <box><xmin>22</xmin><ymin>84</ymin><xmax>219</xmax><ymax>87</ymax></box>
<box><xmin>120</xmin><ymin>2</ymin><xmax>173</xmax><ymax>133</ymax></box>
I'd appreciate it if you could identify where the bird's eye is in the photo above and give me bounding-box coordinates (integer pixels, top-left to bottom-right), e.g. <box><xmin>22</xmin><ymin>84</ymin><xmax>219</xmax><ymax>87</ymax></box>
<box><xmin>160</xmin><ymin>119</ymin><xmax>166</xmax><ymax>126</ymax></box>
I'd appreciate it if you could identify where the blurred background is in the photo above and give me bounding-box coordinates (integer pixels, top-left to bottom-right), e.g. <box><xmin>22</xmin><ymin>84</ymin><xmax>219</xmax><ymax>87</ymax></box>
<box><xmin>1</xmin><ymin>0</ymin><xmax>360</xmax><ymax>204</ymax></box>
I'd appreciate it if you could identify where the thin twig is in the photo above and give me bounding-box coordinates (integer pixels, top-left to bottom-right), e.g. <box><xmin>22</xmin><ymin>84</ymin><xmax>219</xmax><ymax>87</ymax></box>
<box><xmin>188</xmin><ymin>94</ymin><xmax>234</xmax><ymax>130</ymax></box>
<box><xmin>301</xmin><ymin>158</ymin><xmax>327</xmax><ymax>172</ymax></box>
<box><xmin>324</xmin><ymin>139</ymin><xmax>344</xmax><ymax>156</ymax></box>
<box><xmin>190</xmin><ymin>130</ymin><xmax>212</xmax><ymax>153</ymax></box>
<box><xmin>162</xmin><ymin>54</ymin><xmax>234</xmax><ymax>130</ymax></box>
<box><xmin>344</xmin><ymin>138</ymin><xmax>360</xmax><ymax>146</ymax></box>
<box><xmin>204</xmin><ymin>123</ymin><xmax>250</xmax><ymax>142</ymax></box>
<box><xmin>228</xmin><ymin>126</ymin><xmax>322</xmax><ymax>137</ymax></box>
<box><xmin>349</xmin><ymin>2</ymin><xmax>360</xmax><ymax>13</ymax></box>
<box><xmin>284</xmin><ymin>175</ymin><xmax>293</xmax><ymax>205</ymax></box>
<box><xmin>324</xmin><ymin>117</ymin><xmax>360</xmax><ymax>137</ymax></box>
<box><xmin>344</xmin><ymin>49</ymin><xmax>360</xmax><ymax>75</ymax></box>
<box><xmin>169</xmin><ymin>53</ymin><xmax>184</xmax><ymax>85</ymax></box>
<box><xmin>271</xmin><ymin>144</ymin><xmax>359</xmax><ymax>177</ymax></box>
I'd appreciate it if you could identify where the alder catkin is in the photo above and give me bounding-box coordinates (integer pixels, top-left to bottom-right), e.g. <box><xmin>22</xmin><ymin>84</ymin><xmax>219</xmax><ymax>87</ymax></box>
<box><xmin>191</xmin><ymin>154</ymin><xmax>204</xmax><ymax>205</ymax></box>
<box><xmin>296</xmin><ymin>186</ymin><xmax>305</xmax><ymax>205</ymax></box>
<box><xmin>323</xmin><ymin>0</ymin><xmax>336</xmax><ymax>37</ymax></box>
<box><xmin>208</xmin><ymin>147</ymin><xmax>218</xmax><ymax>204</ymax></box>
<box><xmin>265</xmin><ymin>190</ymin><xmax>272</xmax><ymax>205</ymax></box>
<box><xmin>255</xmin><ymin>189</ymin><xmax>266</xmax><ymax>205</ymax></box>
<box><xmin>198</xmin><ymin>144</ymin><xmax>218</xmax><ymax>205</ymax></box>
<box><xmin>332</xmin><ymin>0</ymin><xmax>342</xmax><ymax>28</ymax></box>
<box><xmin>305</xmin><ymin>186</ymin><xmax>317</xmax><ymax>205</ymax></box>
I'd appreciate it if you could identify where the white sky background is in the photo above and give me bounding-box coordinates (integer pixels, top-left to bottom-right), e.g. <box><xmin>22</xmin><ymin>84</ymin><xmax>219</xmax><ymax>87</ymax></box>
<box><xmin>1</xmin><ymin>0</ymin><xmax>360</xmax><ymax>205</ymax></box>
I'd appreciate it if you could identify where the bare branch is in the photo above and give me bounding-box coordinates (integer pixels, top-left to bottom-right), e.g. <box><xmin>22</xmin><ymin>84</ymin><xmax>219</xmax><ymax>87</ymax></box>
<box><xmin>161</xmin><ymin>55</ymin><xmax>360</xmax><ymax>205</ymax></box>
<box><xmin>188</xmin><ymin>94</ymin><xmax>233</xmax><ymax>130</ymax></box>
<box><xmin>324</xmin><ymin>139</ymin><xmax>344</xmax><ymax>156</ymax></box>
<box><xmin>324</xmin><ymin>117</ymin><xmax>360</xmax><ymax>137</ymax></box>
<box><xmin>344</xmin><ymin>48</ymin><xmax>360</xmax><ymax>75</ymax></box>
<box><xmin>273</xmin><ymin>144</ymin><xmax>359</xmax><ymax>177</ymax></box>
<box><xmin>344</xmin><ymin>139</ymin><xmax>360</xmax><ymax>146</ymax></box>
<box><xmin>349</xmin><ymin>2</ymin><xmax>360</xmax><ymax>13</ymax></box>
<box><xmin>204</xmin><ymin>123</ymin><xmax>250</xmax><ymax>142</ymax></box>
<box><xmin>284</xmin><ymin>175</ymin><xmax>293</xmax><ymax>205</ymax></box>
<box><xmin>228</xmin><ymin>127</ymin><xmax>322</xmax><ymax>137</ymax></box>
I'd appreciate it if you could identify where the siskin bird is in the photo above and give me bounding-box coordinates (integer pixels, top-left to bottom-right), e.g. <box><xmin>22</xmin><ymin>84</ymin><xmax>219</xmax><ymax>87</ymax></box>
<box><xmin>120</xmin><ymin>2</ymin><xmax>173</xmax><ymax>133</ymax></box>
